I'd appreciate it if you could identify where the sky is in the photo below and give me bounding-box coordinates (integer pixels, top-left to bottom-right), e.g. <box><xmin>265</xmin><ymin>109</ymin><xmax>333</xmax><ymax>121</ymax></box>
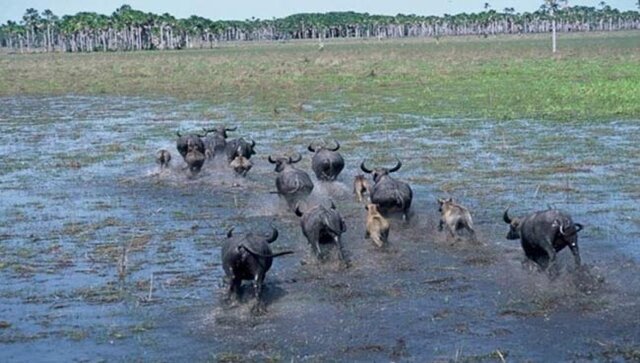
<box><xmin>0</xmin><ymin>0</ymin><xmax>637</xmax><ymax>24</ymax></box>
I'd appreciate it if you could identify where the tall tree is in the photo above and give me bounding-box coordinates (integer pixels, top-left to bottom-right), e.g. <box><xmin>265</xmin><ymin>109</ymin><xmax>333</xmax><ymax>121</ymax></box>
<box><xmin>22</xmin><ymin>8</ymin><xmax>40</xmax><ymax>50</ymax></box>
<box><xmin>544</xmin><ymin>0</ymin><xmax>567</xmax><ymax>53</ymax></box>
<box><xmin>2</xmin><ymin>5</ymin><xmax>639</xmax><ymax>53</ymax></box>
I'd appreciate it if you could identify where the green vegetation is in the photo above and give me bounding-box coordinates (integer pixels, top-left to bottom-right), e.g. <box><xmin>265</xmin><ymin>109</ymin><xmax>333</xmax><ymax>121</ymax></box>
<box><xmin>2</xmin><ymin>4</ymin><xmax>638</xmax><ymax>52</ymax></box>
<box><xmin>1</xmin><ymin>31</ymin><xmax>639</xmax><ymax>121</ymax></box>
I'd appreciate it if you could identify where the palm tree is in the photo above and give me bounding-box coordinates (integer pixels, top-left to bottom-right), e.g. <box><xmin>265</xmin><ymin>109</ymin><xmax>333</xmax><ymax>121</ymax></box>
<box><xmin>3</xmin><ymin>5</ymin><xmax>640</xmax><ymax>52</ymax></box>
<box><xmin>41</xmin><ymin>9</ymin><xmax>58</xmax><ymax>51</ymax></box>
<box><xmin>544</xmin><ymin>0</ymin><xmax>567</xmax><ymax>53</ymax></box>
<box><xmin>21</xmin><ymin>8</ymin><xmax>41</xmax><ymax>51</ymax></box>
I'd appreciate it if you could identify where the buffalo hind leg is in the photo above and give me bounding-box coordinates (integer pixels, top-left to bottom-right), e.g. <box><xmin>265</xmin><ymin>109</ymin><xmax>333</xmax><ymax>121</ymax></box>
<box><xmin>251</xmin><ymin>271</ymin><xmax>267</xmax><ymax>315</ymax></box>
<box><xmin>335</xmin><ymin>236</ymin><xmax>349</xmax><ymax>268</ymax></box>
<box><xmin>226</xmin><ymin>276</ymin><xmax>242</xmax><ymax>305</ymax></box>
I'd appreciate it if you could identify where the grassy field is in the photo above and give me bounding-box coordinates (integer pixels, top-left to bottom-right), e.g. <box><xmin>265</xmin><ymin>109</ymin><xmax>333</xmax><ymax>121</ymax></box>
<box><xmin>1</xmin><ymin>31</ymin><xmax>639</xmax><ymax>121</ymax></box>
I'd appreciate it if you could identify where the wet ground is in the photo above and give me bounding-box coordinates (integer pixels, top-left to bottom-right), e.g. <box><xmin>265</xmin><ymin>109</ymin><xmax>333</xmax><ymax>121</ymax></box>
<box><xmin>0</xmin><ymin>96</ymin><xmax>639</xmax><ymax>362</ymax></box>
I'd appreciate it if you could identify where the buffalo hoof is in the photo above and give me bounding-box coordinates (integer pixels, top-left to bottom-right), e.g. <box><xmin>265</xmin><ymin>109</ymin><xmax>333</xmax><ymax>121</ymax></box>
<box><xmin>251</xmin><ymin>302</ymin><xmax>267</xmax><ymax>316</ymax></box>
<box><xmin>223</xmin><ymin>297</ymin><xmax>240</xmax><ymax>309</ymax></box>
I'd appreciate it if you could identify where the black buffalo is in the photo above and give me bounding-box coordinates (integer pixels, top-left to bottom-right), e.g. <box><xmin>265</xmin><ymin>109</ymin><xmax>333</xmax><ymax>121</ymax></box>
<box><xmin>504</xmin><ymin>208</ymin><xmax>584</xmax><ymax>273</ymax></box>
<box><xmin>176</xmin><ymin>130</ymin><xmax>206</xmax><ymax>160</ymax></box>
<box><xmin>221</xmin><ymin>225</ymin><xmax>293</xmax><ymax>313</ymax></box>
<box><xmin>360</xmin><ymin>158</ymin><xmax>413</xmax><ymax>221</ymax></box>
<box><xmin>203</xmin><ymin>125</ymin><xmax>236</xmax><ymax>159</ymax></box>
<box><xmin>225</xmin><ymin>137</ymin><xmax>256</xmax><ymax>163</ymax></box>
<box><xmin>229</xmin><ymin>154</ymin><xmax>252</xmax><ymax>177</ymax></box>
<box><xmin>184</xmin><ymin>137</ymin><xmax>205</xmax><ymax>175</ymax></box>
<box><xmin>269</xmin><ymin>153</ymin><xmax>314</xmax><ymax>208</ymax></box>
<box><xmin>155</xmin><ymin>149</ymin><xmax>171</xmax><ymax>169</ymax></box>
<box><xmin>307</xmin><ymin>140</ymin><xmax>345</xmax><ymax>181</ymax></box>
<box><xmin>295</xmin><ymin>201</ymin><xmax>347</xmax><ymax>264</ymax></box>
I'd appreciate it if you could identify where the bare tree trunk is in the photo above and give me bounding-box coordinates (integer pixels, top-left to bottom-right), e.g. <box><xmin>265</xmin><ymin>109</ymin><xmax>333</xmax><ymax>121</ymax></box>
<box><xmin>552</xmin><ymin>18</ymin><xmax>557</xmax><ymax>53</ymax></box>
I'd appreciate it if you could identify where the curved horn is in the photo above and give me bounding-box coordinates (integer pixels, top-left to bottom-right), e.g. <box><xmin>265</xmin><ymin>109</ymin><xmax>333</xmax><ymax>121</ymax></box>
<box><xmin>250</xmin><ymin>139</ymin><xmax>255</xmax><ymax>148</ymax></box>
<box><xmin>329</xmin><ymin>140</ymin><xmax>340</xmax><ymax>151</ymax></box>
<box><xmin>307</xmin><ymin>143</ymin><xmax>316</xmax><ymax>153</ymax></box>
<box><xmin>389</xmin><ymin>158</ymin><xmax>402</xmax><ymax>173</ymax></box>
<box><xmin>559</xmin><ymin>223</ymin><xmax>566</xmax><ymax>236</ymax></box>
<box><xmin>330</xmin><ymin>200</ymin><xmax>336</xmax><ymax>210</ymax></box>
<box><xmin>225</xmin><ymin>126</ymin><xmax>237</xmax><ymax>132</ymax></box>
<box><xmin>226</xmin><ymin>227</ymin><xmax>234</xmax><ymax>238</ymax></box>
<box><xmin>503</xmin><ymin>208</ymin><xmax>512</xmax><ymax>224</ymax></box>
<box><xmin>360</xmin><ymin>160</ymin><xmax>372</xmax><ymax>174</ymax></box>
<box><xmin>295</xmin><ymin>205</ymin><xmax>303</xmax><ymax>217</ymax></box>
<box><xmin>176</xmin><ymin>130</ymin><xmax>182</xmax><ymax>137</ymax></box>
<box><xmin>266</xmin><ymin>225</ymin><xmax>278</xmax><ymax>243</ymax></box>
<box><xmin>268</xmin><ymin>155</ymin><xmax>276</xmax><ymax>164</ymax></box>
<box><xmin>203</xmin><ymin>127</ymin><xmax>216</xmax><ymax>134</ymax></box>
<box><xmin>290</xmin><ymin>152</ymin><xmax>302</xmax><ymax>163</ymax></box>
<box><xmin>574</xmin><ymin>223</ymin><xmax>583</xmax><ymax>233</ymax></box>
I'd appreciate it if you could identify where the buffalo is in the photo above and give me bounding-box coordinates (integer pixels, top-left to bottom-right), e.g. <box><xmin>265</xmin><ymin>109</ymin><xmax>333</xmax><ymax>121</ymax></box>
<box><xmin>353</xmin><ymin>174</ymin><xmax>371</xmax><ymax>203</ymax></box>
<box><xmin>225</xmin><ymin>137</ymin><xmax>256</xmax><ymax>163</ymax></box>
<box><xmin>155</xmin><ymin>149</ymin><xmax>171</xmax><ymax>169</ymax></box>
<box><xmin>176</xmin><ymin>130</ymin><xmax>206</xmax><ymax>161</ymax></box>
<box><xmin>503</xmin><ymin>208</ymin><xmax>584</xmax><ymax>273</ymax></box>
<box><xmin>229</xmin><ymin>153</ymin><xmax>253</xmax><ymax>177</ymax></box>
<box><xmin>437</xmin><ymin>198</ymin><xmax>476</xmax><ymax>242</ymax></box>
<box><xmin>365</xmin><ymin>203</ymin><xmax>390</xmax><ymax>248</ymax></box>
<box><xmin>360</xmin><ymin>158</ymin><xmax>413</xmax><ymax>221</ymax></box>
<box><xmin>307</xmin><ymin>140</ymin><xmax>345</xmax><ymax>181</ymax></box>
<box><xmin>295</xmin><ymin>201</ymin><xmax>347</xmax><ymax>264</ymax></box>
<box><xmin>268</xmin><ymin>153</ymin><xmax>314</xmax><ymax>208</ymax></box>
<box><xmin>221</xmin><ymin>225</ymin><xmax>293</xmax><ymax>313</ymax></box>
<box><xmin>203</xmin><ymin>125</ymin><xmax>236</xmax><ymax>159</ymax></box>
<box><xmin>184</xmin><ymin>138</ymin><xmax>205</xmax><ymax>175</ymax></box>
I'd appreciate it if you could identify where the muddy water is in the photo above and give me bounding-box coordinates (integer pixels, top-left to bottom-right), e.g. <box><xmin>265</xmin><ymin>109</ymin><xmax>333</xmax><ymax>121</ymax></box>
<box><xmin>0</xmin><ymin>96</ymin><xmax>639</xmax><ymax>362</ymax></box>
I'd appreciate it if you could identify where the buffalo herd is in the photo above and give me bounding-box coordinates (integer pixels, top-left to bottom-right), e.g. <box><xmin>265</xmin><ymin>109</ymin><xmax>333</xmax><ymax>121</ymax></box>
<box><xmin>157</xmin><ymin>124</ymin><xmax>586</xmax><ymax>313</ymax></box>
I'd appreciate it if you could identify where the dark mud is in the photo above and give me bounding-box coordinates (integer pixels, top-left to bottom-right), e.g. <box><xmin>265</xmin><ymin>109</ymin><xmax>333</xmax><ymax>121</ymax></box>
<box><xmin>0</xmin><ymin>96</ymin><xmax>639</xmax><ymax>362</ymax></box>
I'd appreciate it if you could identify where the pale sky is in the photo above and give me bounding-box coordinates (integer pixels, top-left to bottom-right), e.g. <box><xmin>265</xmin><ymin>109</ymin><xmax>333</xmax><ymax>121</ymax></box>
<box><xmin>0</xmin><ymin>0</ymin><xmax>637</xmax><ymax>24</ymax></box>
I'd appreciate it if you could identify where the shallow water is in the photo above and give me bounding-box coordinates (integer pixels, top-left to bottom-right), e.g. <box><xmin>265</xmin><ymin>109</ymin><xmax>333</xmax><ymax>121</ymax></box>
<box><xmin>0</xmin><ymin>96</ymin><xmax>639</xmax><ymax>362</ymax></box>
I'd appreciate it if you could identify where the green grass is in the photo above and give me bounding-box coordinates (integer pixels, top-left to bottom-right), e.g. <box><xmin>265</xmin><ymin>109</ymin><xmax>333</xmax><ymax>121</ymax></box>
<box><xmin>1</xmin><ymin>31</ymin><xmax>639</xmax><ymax>121</ymax></box>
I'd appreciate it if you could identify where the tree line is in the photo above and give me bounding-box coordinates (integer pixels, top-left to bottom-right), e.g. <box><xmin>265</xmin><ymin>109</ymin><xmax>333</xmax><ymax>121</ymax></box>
<box><xmin>1</xmin><ymin>3</ymin><xmax>639</xmax><ymax>53</ymax></box>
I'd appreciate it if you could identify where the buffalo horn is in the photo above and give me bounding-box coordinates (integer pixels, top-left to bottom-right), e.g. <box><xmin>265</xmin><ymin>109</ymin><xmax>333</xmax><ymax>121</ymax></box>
<box><xmin>176</xmin><ymin>130</ymin><xmax>182</xmax><ymax>137</ymax></box>
<box><xmin>307</xmin><ymin>144</ymin><xmax>316</xmax><ymax>153</ymax></box>
<box><xmin>250</xmin><ymin>139</ymin><xmax>255</xmax><ymax>148</ymax></box>
<box><xmin>266</xmin><ymin>226</ymin><xmax>279</xmax><ymax>243</ymax></box>
<box><xmin>389</xmin><ymin>158</ymin><xmax>402</xmax><ymax>173</ymax></box>
<box><xmin>329</xmin><ymin>140</ymin><xmax>340</xmax><ymax>151</ymax></box>
<box><xmin>268</xmin><ymin>155</ymin><xmax>276</xmax><ymax>164</ymax></box>
<box><xmin>290</xmin><ymin>152</ymin><xmax>302</xmax><ymax>163</ymax></box>
<box><xmin>503</xmin><ymin>208</ymin><xmax>512</xmax><ymax>224</ymax></box>
<box><xmin>225</xmin><ymin>126</ymin><xmax>237</xmax><ymax>132</ymax></box>
<box><xmin>574</xmin><ymin>223</ymin><xmax>583</xmax><ymax>233</ymax></box>
<box><xmin>360</xmin><ymin>160</ymin><xmax>372</xmax><ymax>174</ymax></box>
<box><xmin>226</xmin><ymin>228</ymin><xmax>234</xmax><ymax>238</ymax></box>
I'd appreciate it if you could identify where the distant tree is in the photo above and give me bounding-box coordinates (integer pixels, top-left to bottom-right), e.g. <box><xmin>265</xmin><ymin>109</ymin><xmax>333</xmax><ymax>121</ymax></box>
<box><xmin>1</xmin><ymin>4</ymin><xmax>639</xmax><ymax>53</ymax></box>
<box><xmin>544</xmin><ymin>0</ymin><xmax>567</xmax><ymax>53</ymax></box>
<box><xmin>21</xmin><ymin>8</ymin><xmax>40</xmax><ymax>50</ymax></box>
<box><xmin>41</xmin><ymin>9</ymin><xmax>58</xmax><ymax>51</ymax></box>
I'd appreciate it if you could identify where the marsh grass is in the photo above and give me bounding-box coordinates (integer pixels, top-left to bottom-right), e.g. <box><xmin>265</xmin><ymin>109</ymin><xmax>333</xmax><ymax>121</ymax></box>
<box><xmin>1</xmin><ymin>32</ymin><xmax>639</xmax><ymax>121</ymax></box>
